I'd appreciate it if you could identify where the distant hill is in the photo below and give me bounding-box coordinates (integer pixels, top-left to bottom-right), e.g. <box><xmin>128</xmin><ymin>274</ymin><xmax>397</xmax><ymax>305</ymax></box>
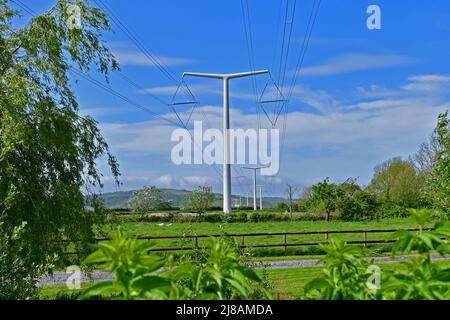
<box><xmin>95</xmin><ymin>188</ymin><xmax>286</xmax><ymax>209</ymax></box>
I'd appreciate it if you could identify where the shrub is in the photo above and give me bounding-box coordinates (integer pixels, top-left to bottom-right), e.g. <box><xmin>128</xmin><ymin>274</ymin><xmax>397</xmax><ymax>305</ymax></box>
<box><xmin>81</xmin><ymin>229</ymin><xmax>269</xmax><ymax>300</ymax></box>
<box><xmin>338</xmin><ymin>190</ymin><xmax>379</xmax><ymax>221</ymax></box>
<box><xmin>109</xmin><ymin>211</ymin><xmax>328</xmax><ymax>224</ymax></box>
<box><xmin>304</xmin><ymin>209</ymin><xmax>450</xmax><ymax>300</ymax></box>
<box><xmin>275</xmin><ymin>202</ymin><xmax>289</xmax><ymax>212</ymax></box>
<box><xmin>304</xmin><ymin>240</ymin><xmax>377</xmax><ymax>300</ymax></box>
<box><xmin>374</xmin><ymin>203</ymin><xmax>409</xmax><ymax>219</ymax></box>
<box><xmin>182</xmin><ymin>186</ymin><xmax>215</xmax><ymax>214</ymax></box>
<box><xmin>128</xmin><ymin>186</ymin><xmax>172</xmax><ymax>214</ymax></box>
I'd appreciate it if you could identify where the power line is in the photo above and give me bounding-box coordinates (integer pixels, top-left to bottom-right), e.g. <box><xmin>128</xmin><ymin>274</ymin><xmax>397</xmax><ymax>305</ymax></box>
<box><xmin>12</xmin><ymin>0</ymin><xmax>224</xmax><ymax>185</ymax></box>
<box><xmin>69</xmin><ymin>69</ymin><xmax>180</xmax><ymax>126</ymax></box>
<box><xmin>93</xmin><ymin>0</ymin><xmax>194</xmax><ymax>100</ymax></box>
<box><xmin>11</xmin><ymin>0</ymin><xmax>179</xmax><ymax>126</ymax></box>
<box><xmin>240</xmin><ymin>0</ymin><xmax>261</xmax><ymax>132</ymax></box>
<box><xmin>94</xmin><ymin>0</ymin><xmax>176</xmax><ymax>84</ymax></box>
<box><xmin>279</xmin><ymin>0</ymin><xmax>297</xmax><ymax>101</ymax></box>
<box><xmin>288</xmin><ymin>0</ymin><xmax>322</xmax><ymax>101</ymax></box>
<box><xmin>279</xmin><ymin>0</ymin><xmax>322</xmax><ymax>168</ymax></box>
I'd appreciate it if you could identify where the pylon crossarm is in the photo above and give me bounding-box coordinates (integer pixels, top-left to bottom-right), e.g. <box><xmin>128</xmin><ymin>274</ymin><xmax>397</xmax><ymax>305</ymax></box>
<box><xmin>168</xmin><ymin>101</ymin><xmax>199</xmax><ymax>106</ymax></box>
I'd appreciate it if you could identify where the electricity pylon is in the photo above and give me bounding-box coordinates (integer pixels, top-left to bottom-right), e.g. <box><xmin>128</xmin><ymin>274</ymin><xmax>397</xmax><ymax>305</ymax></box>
<box><xmin>242</xmin><ymin>165</ymin><xmax>269</xmax><ymax>211</ymax></box>
<box><xmin>183</xmin><ymin>70</ymin><xmax>269</xmax><ymax>215</ymax></box>
<box><xmin>256</xmin><ymin>185</ymin><xmax>264</xmax><ymax>210</ymax></box>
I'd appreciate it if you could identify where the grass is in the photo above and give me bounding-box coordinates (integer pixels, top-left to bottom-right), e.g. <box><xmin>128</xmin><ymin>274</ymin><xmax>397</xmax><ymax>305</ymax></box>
<box><xmin>39</xmin><ymin>259</ymin><xmax>450</xmax><ymax>300</ymax></box>
<box><xmin>91</xmin><ymin>217</ymin><xmax>423</xmax><ymax>257</ymax></box>
<box><xmin>39</xmin><ymin>282</ymin><xmax>91</xmax><ymax>300</ymax></box>
<box><xmin>266</xmin><ymin>259</ymin><xmax>450</xmax><ymax>299</ymax></box>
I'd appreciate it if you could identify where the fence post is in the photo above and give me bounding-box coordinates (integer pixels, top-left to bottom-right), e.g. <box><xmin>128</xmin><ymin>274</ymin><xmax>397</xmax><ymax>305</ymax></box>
<box><xmin>284</xmin><ymin>233</ymin><xmax>288</xmax><ymax>256</ymax></box>
<box><xmin>363</xmin><ymin>231</ymin><xmax>368</xmax><ymax>247</ymax></box>
<box><xmin>241</xmin><ymin>235</ymin><xmax>245</xmax><ymax>248</ymax></box>
<box><xmin>195</xmin><ymin>235</ymin><xmax>198</xmax><ymax>249</ymax></box>
<box><xmin>325</xmin><ymin>232</ymin><xmax>329</xmax><ymax>241</ymax></box>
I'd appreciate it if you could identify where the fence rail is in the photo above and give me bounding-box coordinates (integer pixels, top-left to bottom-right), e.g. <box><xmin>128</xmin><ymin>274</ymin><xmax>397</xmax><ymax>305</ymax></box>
<box><xmin>64</xmin><ymin>227</ymin><xmax>430</xmax><ymax>255</ymax></box>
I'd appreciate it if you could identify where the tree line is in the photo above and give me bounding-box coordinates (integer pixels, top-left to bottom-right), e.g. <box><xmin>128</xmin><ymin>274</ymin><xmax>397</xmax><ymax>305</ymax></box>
<box><xmin>290</xmin><ymin>111</ymin><xmax>450</xmax><ymax>221</ymax></box>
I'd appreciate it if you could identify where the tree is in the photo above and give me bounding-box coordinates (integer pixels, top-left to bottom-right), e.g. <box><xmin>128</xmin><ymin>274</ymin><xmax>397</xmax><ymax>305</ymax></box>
<box><xmin>183</xmin><ymin>186</ymin><xmax>215</xmax><ymax>214</ymax></box>
<box><xmin>428</xmin><ymin>111</ymin><xmax>450</xmax><ymax>214</ymax></box>
<box><xmin>0</xmin><ymin>0</ymin><xmax>119</xmax><ymax>298</ymax></box>
<box><xmin>310</xmin><ymin>178</ymin><xmax>340</xmax><ymax>222</ymax></box>
<box><xmin>411</xmin><ymin>132</ymin><xmax>440</xmax><ymax>176</ymax></box>
<box><xmin>128</xmin><ymin>186</ymin><xmax>172</xmax><ymax>213</ymax></box>
<box><xmin>285</xmin><ymin>184</ymin><xmax>298</xmax><ymax>218</ymax></box>
<box><xmin>337</xmin><ymin>189</ymin><xmax>378</xmax><ymax>221</ymax></box>
<box><xmin>367</xmin><ymin>157</ymin><xmax>425</xmax><ymax>208</ymax></box>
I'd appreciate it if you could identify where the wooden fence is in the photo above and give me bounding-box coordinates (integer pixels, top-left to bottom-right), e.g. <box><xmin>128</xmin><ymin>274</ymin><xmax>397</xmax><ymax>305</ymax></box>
<box><xmin>64</xmin><ymin>227</ymin><xmax>428</xmax><ymax>255</ymax></box>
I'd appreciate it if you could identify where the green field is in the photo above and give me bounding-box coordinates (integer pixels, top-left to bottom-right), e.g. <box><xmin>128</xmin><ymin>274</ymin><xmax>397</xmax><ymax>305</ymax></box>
<box><xmin>95</xmin><ymin>218</ymin><xmax>424</xmax><ymax>257</ymax></box>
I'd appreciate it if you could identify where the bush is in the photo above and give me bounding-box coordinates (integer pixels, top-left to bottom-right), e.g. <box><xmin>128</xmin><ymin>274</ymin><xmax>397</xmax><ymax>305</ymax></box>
<box><xmin>109</xmin><ymin>211</ymin><xmax>328</xmax><ymax>224</ymax></box>
<box><xmin>181</xmin><ymin>186</ymin><xmax>215</xmax><ymax>214</ymax></box>
<box><xmin>274</xmin><ymin>202</ymin><xmax>299</xmax><ymax>212</ymax></box>
<box><xmin>128</xmin><ymin>186</ymin><xmax>172</xmax><ymax>214</ymax></box>
<box><xmin>304</xmin><ymin>210</ymin><xmax>450</xmax><ymax>300</ymax></box>
<box><xmin>374</xmin><ymin>203</ymin><xmax>409</xmax><ymax>219</ymax></box>
<box><xmin>81</xmin><ymin>230</ymin><xmax>270</xmax><ymax>300</ymax></box>
<box><xmin>338</xmin><ymin>190</ymin><xmax>379</xmax><ymax>221</ymax></box>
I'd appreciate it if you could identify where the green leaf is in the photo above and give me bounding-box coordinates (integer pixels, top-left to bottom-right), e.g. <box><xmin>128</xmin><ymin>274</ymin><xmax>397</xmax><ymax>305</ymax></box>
<box><xmin>84</xmin><ymin>250</ymin><xmax>108</xmax><ymax>265</ymax></box>
<box><xmin>224</xmin><ymin>277</ymin><xmax>250</xmax><ymax>298</ymax></box>
<box><xmin>236</xmin><ymin>266</ymin><xmax>261</xmax><ymax>282</ymax></box>
<box><xmin>304</xmin><ymin>278</ymin><xmax>330</xmax><ymax>292</ymax></box>
<box><xmin>138</xmin><ymin>256</ymin><xmax>164</xmax><ymax>272</ymax></box>
<box><xmin>80</xmin><ymin>281</ymin><xmax>122</xmax><ymax>299</ymax></box>
<box><xmin>132</xmin><ymin>275</ymin><xmax>171</xmax><ymax>291</ymax></box>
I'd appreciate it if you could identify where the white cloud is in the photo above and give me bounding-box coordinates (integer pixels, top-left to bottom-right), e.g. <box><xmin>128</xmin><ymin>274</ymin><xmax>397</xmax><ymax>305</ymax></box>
<box><xmin>141</xmin><ymin>83</ymin><xmax>255</xmax><ymax>101</ymax></box>
<box><xmin>113</xmin><ymin>51</ymin><xmax>195</xmax><ymax>67</ymax></box>
<box><xmin>299</xmin><ymin>53</ymin><xmax>418</xmax><ymax>76</ymax></box>
<box><xmin>96</xmin><ymin>74</ymin><xmax>450</xmax><ymax>194</ymax></box>
<box><xmin>141</xmin><ymin>83</ymin><xmax>221</xmax><ymax>97</ymax></box>
<box><xmin>79</xmin><ymin>107</ymin><xmax>126</xmax><ymax>117</ymax></box>
<box><xmin>403</xmin><ymin>74</ymin><xmax>450</xmax><ymax>92</ymax></box>
<box><xmin>110</xmin><ymin>42</ymin><xmax>195</xmax><ymax>67</ymax></box>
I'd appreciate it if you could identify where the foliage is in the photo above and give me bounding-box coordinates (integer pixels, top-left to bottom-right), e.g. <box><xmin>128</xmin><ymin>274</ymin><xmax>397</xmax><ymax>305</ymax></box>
<box><xmin>182</xmin><ymin>186</ymin><xmax>215</xmax><ymax>214</ymax></box>
<box><xmin>167</xmin><ymin>238</ymin><xmax>270</xmax><ymax>300</ymax></box>
<box><xmin>304</xmin><ymin>240</ymin><xmax>377</xmax><ymax>300</ymax></box>
<box><xmin>275</xmin><ymin>202</ymin><xmax>288</xmax><ymax>212</ymax></box>
<box><xmin>338</xmin><ymin>189</ymin><xmax>379</xmax><ymax>221</ymax></box>
<box><xmin>0</xmin><ymin>0</ymin><xmax>119</xmax><ymax>296</ymax></box>
<box><xmin>380</xmin><ymin>209</ymin><xmax>450</xmax><ymax>299</ymax></box>
<box><xmin>304</xmin><ymin>209</ymin><xmax>450</xmax><ymax>300</ymax></box>
<box><xmin>427</xmin><ymin>111</ymin><xmax>450</xmax><ymax>215</ymax></box>
<box><xmin>128</xmin><ymin>186</ymin><xmax>172</xmax><ymax>214</ymax></box>
<box><xmin>410</xmin><ymin>131</ymin><xmax>440</xmax><ymax>177</ymax></box>
<box><xmin>81</xmin><ymin>230</ymin><xmax>268</xmax><ymax>300</ymax></box>
<box><xmin>374</xmin><ymin>203</ymin><xmax>409</xmax><ymax>219</ymax></box>
<box><xmin>0</xmin><ymin>222</ymin><xmax>44</xmax><ymax>299</ymax></box>
<box><xmin>367</xmin><ymin>157</ymin><xmax>425</xmax><ymax>208</ymax></box>
<box><xmin>111</xmin><ymin>211</ymin><xmax>327</xmax><ymax>224</ymax></box>
<box><xmin>309</xmin><ymin>178</ymin><xmax>340</xmax><ymax>222</ymax></box>
<box><xmin>81</xmin><ymin>229</ymin><xmax>169</xmax><ymax>300</ymax></box>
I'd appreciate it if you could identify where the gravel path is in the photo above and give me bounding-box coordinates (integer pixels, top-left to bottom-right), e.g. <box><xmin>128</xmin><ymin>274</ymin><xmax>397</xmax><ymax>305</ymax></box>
<box><xmin>38</xmin><ymin>254</ymin><xmax>450</xmax><ymax>287</ymax></box>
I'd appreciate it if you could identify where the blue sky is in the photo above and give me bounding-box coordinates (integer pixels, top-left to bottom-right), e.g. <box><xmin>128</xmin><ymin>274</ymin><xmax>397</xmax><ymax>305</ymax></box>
<box><xmin>17</xmin><ymin>1</ymin><xmax>450</xmax><ymax>197</ymax></box>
